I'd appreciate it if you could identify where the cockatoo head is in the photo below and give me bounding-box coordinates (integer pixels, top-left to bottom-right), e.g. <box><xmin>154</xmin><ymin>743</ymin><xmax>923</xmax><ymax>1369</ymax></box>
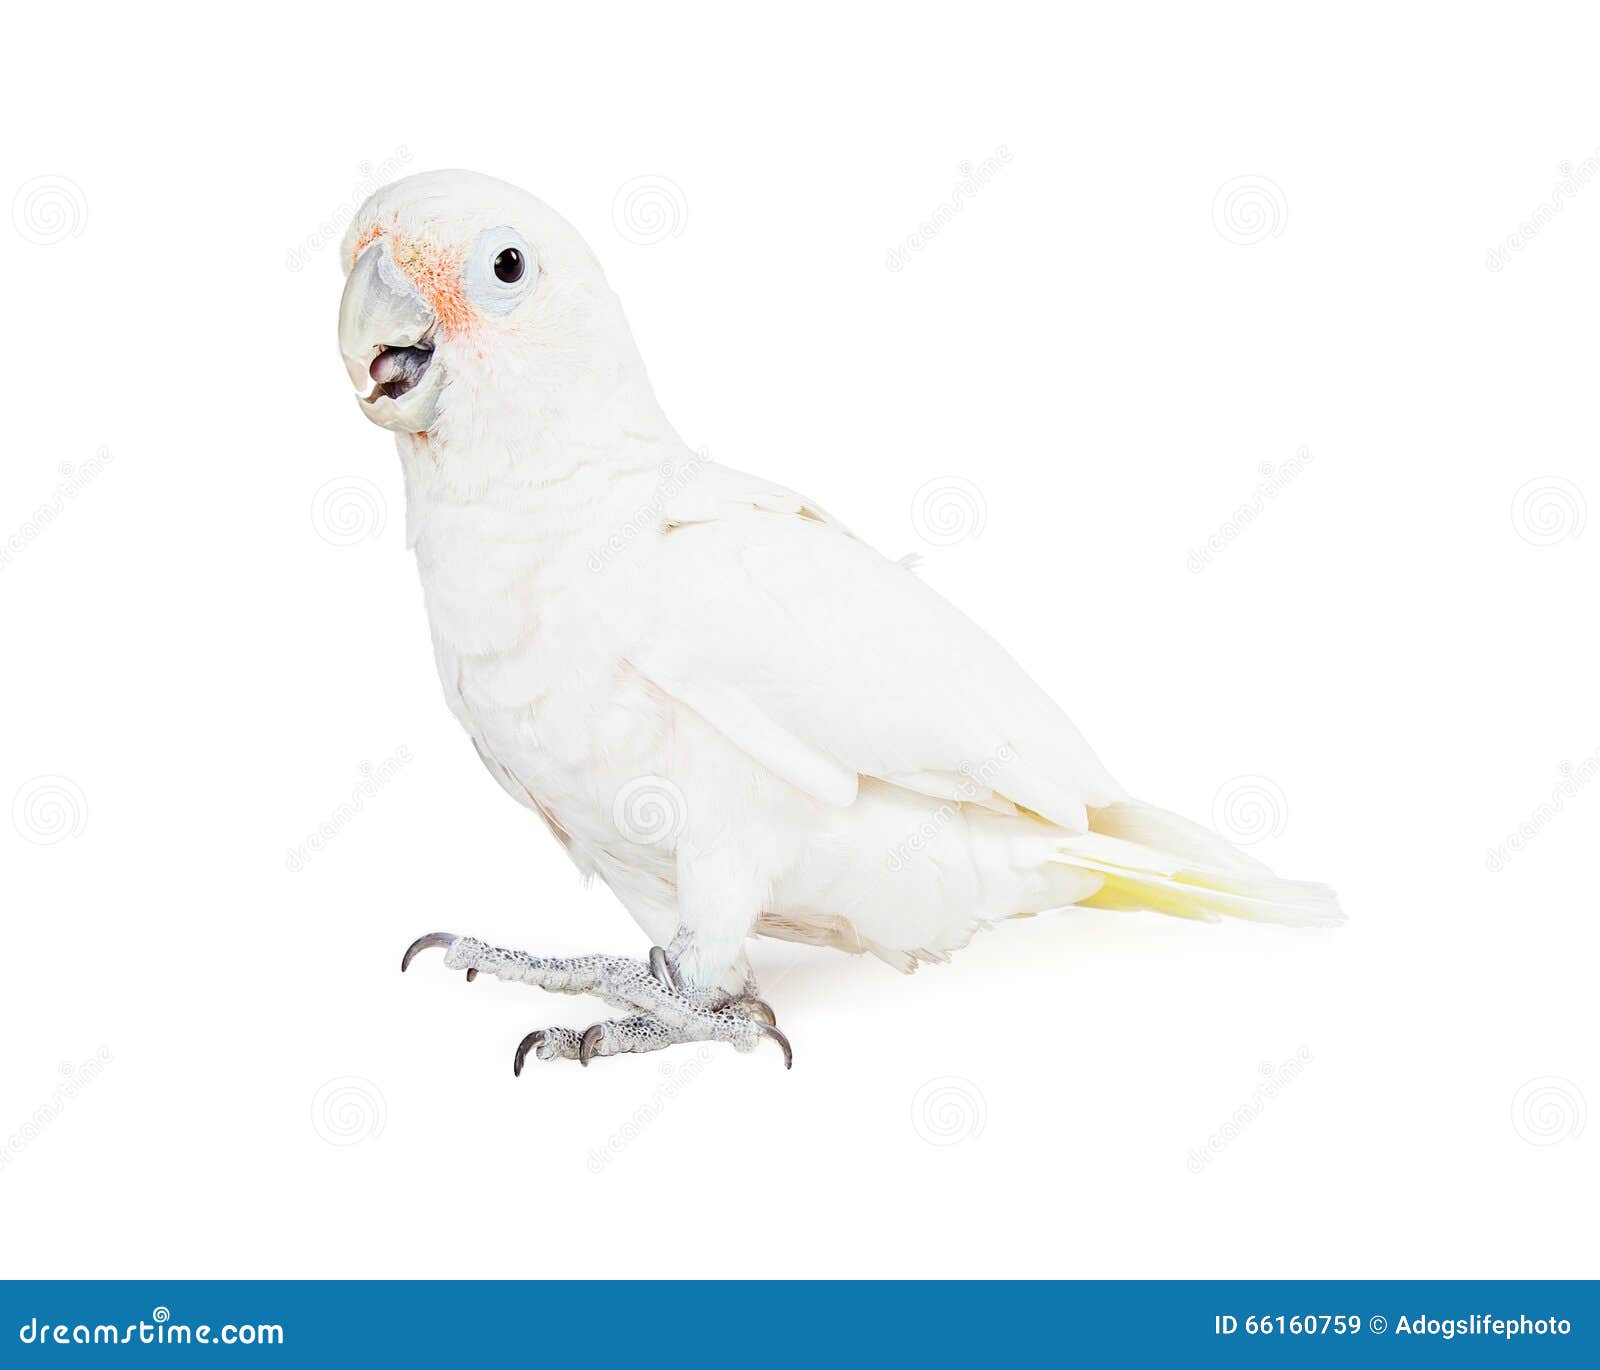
<box><xmin>338</xmin><ymin>169</ymin><xmax>644</xmax><ymax>443</ymax></box>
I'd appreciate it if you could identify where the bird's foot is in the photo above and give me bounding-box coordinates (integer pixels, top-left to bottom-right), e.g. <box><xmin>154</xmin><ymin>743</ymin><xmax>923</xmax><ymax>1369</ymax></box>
<box><xmin>401</xmin><ymin>932</ymin><xmax>791</xmax><ymax>1073</ymax></box>
<box><xmin>510</xmin><ymin>1011</ymin><xmax>791</xmax><ymax>1074</ymax></box>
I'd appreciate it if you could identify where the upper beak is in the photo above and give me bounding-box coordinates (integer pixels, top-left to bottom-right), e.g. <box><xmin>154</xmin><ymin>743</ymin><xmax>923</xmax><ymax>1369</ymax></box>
<box><xmin>338</xmin><ymin>241</ymin><xmax>444</xmax><ymax>433</ymax></box>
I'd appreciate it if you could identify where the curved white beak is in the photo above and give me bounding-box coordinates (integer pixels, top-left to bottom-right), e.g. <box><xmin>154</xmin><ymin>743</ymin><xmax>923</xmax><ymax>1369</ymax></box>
<box><xmin>338</xmin><ymin>241</ymin><xmax>446</xmax><ymax>434</ymax></box>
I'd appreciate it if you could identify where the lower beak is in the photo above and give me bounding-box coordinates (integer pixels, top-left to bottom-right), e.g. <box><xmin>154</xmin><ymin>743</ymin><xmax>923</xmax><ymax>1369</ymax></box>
<box><xmin>338</xmin><ymin>241</ymin><xmax>444</xmax><ymax>433</ymax></box>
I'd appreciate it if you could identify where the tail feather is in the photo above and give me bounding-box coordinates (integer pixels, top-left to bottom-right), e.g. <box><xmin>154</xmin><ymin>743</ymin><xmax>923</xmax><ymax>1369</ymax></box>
<box><xmin>1090</xmin><ymin>800</ymin><xmax>1273</xmax><ymax>876</ymax></box>
<box><xmin>1050</xmin><ymin>813</ymin><xmax>1343</xmax><ymax>930</ymax></box>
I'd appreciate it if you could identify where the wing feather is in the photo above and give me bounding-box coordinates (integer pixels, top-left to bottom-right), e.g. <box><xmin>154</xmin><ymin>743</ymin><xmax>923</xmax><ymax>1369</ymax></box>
<box><xmin>630</xmin><ymin>464</ymin><xmax>1124</xmax><ymax>832</ymax></box>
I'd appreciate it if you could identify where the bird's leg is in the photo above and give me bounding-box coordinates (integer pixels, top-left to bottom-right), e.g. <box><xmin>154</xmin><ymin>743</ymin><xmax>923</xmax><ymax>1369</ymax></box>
<box><xmin>401</xmin><ymin>932</ymin><xmax>791</xmax><ymax>1071</ymax></box>
<box><xmin>655</xmin><ymin>927</ymin><xmax>778</xmax><ymax>1024</ymax></box>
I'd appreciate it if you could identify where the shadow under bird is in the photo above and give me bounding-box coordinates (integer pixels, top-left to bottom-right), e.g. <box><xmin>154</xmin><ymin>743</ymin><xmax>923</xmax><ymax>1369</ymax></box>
<box><xmin>334</xmin><ymin>169</ymin><xmax>1341</xmax><ymax>1074</ymax></box>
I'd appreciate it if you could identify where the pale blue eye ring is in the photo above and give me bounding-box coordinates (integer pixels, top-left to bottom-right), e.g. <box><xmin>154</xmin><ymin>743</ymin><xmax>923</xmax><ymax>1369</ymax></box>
<box><xmin>464</xmin><ymin>227</ymin><xmax>537</xmax><ymax>315</ymax></box>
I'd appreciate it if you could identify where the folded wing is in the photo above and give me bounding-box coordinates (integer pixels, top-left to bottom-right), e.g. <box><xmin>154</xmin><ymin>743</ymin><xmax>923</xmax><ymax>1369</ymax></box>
<box><xmin>629</xmin><ymin>463</ymin><xmax>1125</xmax><ymax>832</ymax></box>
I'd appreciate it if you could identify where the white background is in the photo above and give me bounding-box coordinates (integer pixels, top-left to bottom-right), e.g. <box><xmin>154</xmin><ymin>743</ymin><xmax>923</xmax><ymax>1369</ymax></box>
<box><xmin>1</xmin><ymin>1</ymin><xmax>1594</xmax><ymax>1279</ymax></box>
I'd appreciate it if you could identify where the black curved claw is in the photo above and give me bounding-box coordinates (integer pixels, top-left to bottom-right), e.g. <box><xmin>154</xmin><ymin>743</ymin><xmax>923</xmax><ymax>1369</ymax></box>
<box><xmin>752</xmin><ymin>1020</ymin><xmax>793</xmax><ymax>1070</ymax></box>
<box><xmin>513</xmin><ymin>1031</ymin><xmax>546</xmax><ymax>1078</ymax></box>
<box><xmin>465</xmin><ymin>968</ymin><xmax>478</xmax><ymax>983</ymax></box>
<box><xmin>742</xmin><ymin>998</ymin><xmax>778</xmax><ymax>1028</ymax></box>
<box><xmin>648</xmin><ymin>946</ymin><xmax>676</xmax><ymax>991</ymax></box>
<box><xmin>578</xmin><ymin>1023</ymin><xmax>606</xmax><ymax>1068</ymax></box>
<box><xmin>400</xmin><ymin>932</ymin><xmax>458</xmax><ymax>973</ymax></box>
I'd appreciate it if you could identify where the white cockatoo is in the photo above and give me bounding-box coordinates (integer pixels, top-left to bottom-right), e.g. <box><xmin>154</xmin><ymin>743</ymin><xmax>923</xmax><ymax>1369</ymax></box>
<box><xmin>336</xmin><ymin>170</ymin><xmax>1340</xmax><ymax>1073</ymax></box>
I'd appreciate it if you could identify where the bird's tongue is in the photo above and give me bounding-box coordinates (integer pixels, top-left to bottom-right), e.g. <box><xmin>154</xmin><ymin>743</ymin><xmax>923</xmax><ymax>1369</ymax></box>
<box><xmin>370</xmin><ymin>345</ymin><xmax>432</xmax><ymax>388</ymax></box>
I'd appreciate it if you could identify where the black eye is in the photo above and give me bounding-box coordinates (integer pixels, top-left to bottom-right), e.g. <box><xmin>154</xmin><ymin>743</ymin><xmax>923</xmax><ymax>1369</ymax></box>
<box><xmin>493</xmin><ymin>247</ymin><xmax>525</xmax><ymax>283</ymax></box>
